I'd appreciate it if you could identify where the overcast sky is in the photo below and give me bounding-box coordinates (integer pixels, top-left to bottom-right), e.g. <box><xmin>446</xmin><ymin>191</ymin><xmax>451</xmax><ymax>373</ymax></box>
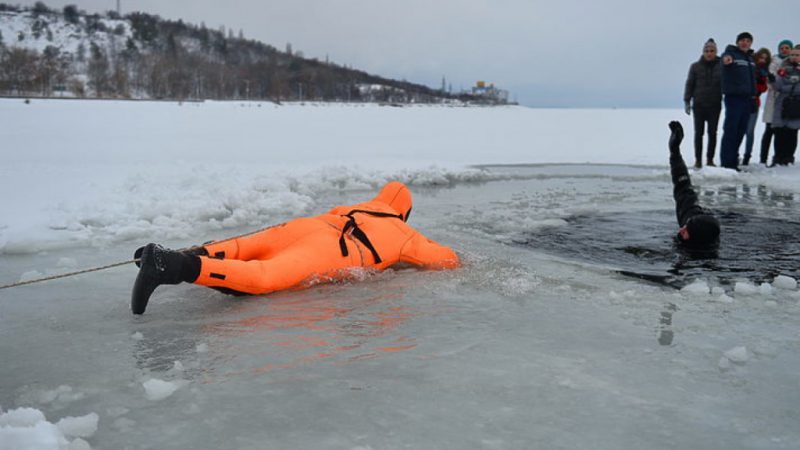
<box><xmin>13</xmin><ymin>0</ymin><xmax>800</xmax><ymax>107</ymax></box>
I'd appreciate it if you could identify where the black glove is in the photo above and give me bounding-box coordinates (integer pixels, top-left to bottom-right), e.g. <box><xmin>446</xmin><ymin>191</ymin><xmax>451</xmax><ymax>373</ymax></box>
<box><xmin>767</xmin><ymin>72</ymin><xmax>776</xmax><ymax>83</ymax></box>
<box><xmin>668</xmin><ymin>121</ymin><xmax>684</xmax><ymax>153</ymax></box>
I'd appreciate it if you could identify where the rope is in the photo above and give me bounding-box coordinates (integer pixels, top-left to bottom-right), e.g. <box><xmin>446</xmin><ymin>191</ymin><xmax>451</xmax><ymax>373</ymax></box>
<box><xmin>0</xmin><ymin>259</ymin><xmax>138</xmax><ymax>290</ymax></box>
<box><xmin>0</xmin><ymin>223</ymin><xmax>283</xmax><ymax>291</ymax></box>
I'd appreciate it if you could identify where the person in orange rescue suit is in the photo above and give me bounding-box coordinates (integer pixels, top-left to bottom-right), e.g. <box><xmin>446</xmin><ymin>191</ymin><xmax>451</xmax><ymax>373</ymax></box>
<box><xmin>131</xmin><ymin>181</ymin><xmax>460</xmax><ymax>314</ymax></box>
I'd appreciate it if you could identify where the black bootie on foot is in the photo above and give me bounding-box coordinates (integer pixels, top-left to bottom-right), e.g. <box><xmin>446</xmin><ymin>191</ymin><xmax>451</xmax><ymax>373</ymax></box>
<box><xmin>131</xmin><ymin>243</ymin><xmax>199</xmax><ymax>315</ymax></box>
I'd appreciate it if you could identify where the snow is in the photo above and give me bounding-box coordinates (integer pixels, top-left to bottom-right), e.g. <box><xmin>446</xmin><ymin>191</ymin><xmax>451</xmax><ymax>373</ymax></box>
<box><xmin>3</xmin><ymin>99</ymin><xmax>799</xmax><ymax>257</ymax></box>
<box><xmin>2</xmin><ymin>99</ymin><xmax>800</xmax><ymax>449</ymax></box>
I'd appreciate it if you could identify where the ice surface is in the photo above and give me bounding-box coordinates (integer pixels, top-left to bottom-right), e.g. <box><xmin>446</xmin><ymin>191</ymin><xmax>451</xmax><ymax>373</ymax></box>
<box><xmin>68</xmin><ymin>439</ymin><xmax>91</xmax><ymax>450</ymax></box>
<box><xmin>2</xmin><ymin>100</ymin><xmax>800</xmax><ymax>449</ymax></box>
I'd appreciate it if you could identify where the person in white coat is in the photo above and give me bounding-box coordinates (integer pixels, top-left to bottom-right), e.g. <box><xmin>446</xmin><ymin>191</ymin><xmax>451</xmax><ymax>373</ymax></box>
<box><xmin>759</xmin><ymin>39</ymin><xmax>794</xmax><ymax>164</ymax></box>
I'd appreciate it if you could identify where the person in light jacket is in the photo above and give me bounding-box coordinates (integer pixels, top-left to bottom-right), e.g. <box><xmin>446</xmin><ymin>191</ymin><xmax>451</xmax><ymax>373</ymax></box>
<box><xmin>771</xmin><ymin>47</ymin><xmax>800</xmax><ymax>165</ymax></box>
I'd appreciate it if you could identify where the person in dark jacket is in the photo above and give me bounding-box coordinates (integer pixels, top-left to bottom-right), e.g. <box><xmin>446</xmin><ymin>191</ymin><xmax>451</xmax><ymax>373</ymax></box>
<box><xmin>684</xmin><ymin>38</ymin><xmax>722</xmax><ymax>168</ymax></box>
<box><xmin>719</xmin><ymin>32</ymin><xmax>757</xmax><ymax>170</ymax></box>
<box><xmin>668</xmin><ymin>121</ymin><xmax>721</xmax><ymax>247</ymax></box>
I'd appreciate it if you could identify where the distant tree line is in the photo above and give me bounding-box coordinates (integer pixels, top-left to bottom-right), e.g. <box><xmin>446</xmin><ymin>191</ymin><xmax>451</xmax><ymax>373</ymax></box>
<box><xmin>0</xmin><ymin>2</ymin><xmax>501</xmax><ymax>104</ymax></box>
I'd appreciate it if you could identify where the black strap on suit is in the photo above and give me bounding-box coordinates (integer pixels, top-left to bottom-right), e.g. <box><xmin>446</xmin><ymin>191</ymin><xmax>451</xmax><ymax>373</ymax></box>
<box><xmin>338</xmin><ymin>209</ymin><xmax>403</xmax><ymax>264</ymax></box>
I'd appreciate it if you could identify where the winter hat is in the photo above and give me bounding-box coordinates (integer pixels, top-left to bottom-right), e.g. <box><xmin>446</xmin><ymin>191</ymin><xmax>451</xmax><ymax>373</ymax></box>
<box><xmin>703</xmin><ymin>38</ymin><xmax>717</xmax><ymax>52</ymax></box>
<box><xmin>736</xmin><ymin>32</ymin><xmax>753</xmax><ymax>43</ymax></box>
<box><xmin>685</xmin><ymin>214</ymin><xmax>720</xmax><ymax>246</ymax></box>
<box><xmin>778</xmin><ymin>39</ymin><xmax>794</xmax><ymax>51</ymax></box>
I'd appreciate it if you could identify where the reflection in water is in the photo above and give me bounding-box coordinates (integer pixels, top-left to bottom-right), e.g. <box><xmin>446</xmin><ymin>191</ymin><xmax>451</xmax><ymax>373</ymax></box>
<box><xmin>132</xmin><ymin>292</ymin><xmax>419</xmax><ymax>380</ymax></box>
<box><xmin>128</xmin><ymin>272</ymin><xmax>431</xmax><ymax>381</ymax></box>
<box><xmin>218</xmin><ymin>291</ymin><xmax>419</xmax><ymax>377</ymax></box>
<box><xmin>657</xmin><ymin>303</ymin><xmax>677</xmax><ymax>346</ymax></box>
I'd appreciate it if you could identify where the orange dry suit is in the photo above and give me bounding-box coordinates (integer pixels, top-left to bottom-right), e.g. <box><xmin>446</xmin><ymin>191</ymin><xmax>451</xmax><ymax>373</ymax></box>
<box><xmin>192</xmin><ymin>182</ymin><xmax>459</xmax><ymax>295</ymax></box>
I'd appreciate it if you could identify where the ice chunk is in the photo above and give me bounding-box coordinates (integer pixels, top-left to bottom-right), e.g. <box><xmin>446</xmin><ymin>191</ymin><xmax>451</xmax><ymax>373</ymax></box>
<box><xmin>142</xmin><ymin>379</ymin><xmax>180</xmax><ymax>401</ymax></box>
<box><xmin>723</xmin><ymin>346</ymin><xmax>748</xmax><ymax>364</ymax></box>
<box><xmin>196</xmin><ymin>343</ymin><xmax>208</xmax><ymax>353</ymax></box>
<box><xmin>0</xmin><ymin>407</ymin><xmax>46</xmax><ymax>427</ymax></box>
<box><xmin>56</xmin><ymin>412</ymin><xmax>99</xmax><ymax>438</ymax></box>
<box><xmin>0</xmin><ymin>407</ymin><xmax>70</xmax><ymax>450</ymax></box>
<box><xmin>714</xmin><ymin>294</ymin><xmax>734</xmax><ymax>304</ymax></box>
<box><xmin>172</xmin><ymin>361</ymin><xmax>185</xmax><ymax>372</ymax></box>
<box><xmin>681</xmin><ymin>280</ymin><xmax>709</xmax><ymax>295</ymax></box>
<box><xmin>718</xmin><ymin>356</ymin><xmax>731</xmax><ymax>371</ymax></box>
<box><xmin>733</xmin><ymin>281</ymin><xmax>758</xmax><ymax>295</ymax></box>
<box><xmin>711</xmin><ymin>287</ymin><xmax>725</xmax><ymax>296</ymax></box>
<box><xmin>772</xmin><ymin>275</ymin><xmax>797</xmax><ymax>290</ymax></box>
<box><xmin>130</xmin><ymin>332</ymin><xmax>144</xmax><ymax>341</ymax></box>
<box><xmin>759</xmin><ymin>283</ymin><xmax>774</xmax><ymax>296</ymax></box>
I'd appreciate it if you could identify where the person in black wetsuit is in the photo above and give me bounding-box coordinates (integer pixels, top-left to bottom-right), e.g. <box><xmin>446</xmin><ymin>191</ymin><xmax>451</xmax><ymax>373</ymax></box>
<box><xmin>668</xmin><ymin>121</ymin><xmax>721</xmax><ymax>247</ymax></box>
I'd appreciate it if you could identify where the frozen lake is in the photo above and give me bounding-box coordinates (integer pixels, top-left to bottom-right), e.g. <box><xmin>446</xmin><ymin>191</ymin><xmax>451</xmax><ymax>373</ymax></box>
<box><xmin>1</xmin><ymin>100</ymin><xmax>799</xmax><ymax>449</ymax></box>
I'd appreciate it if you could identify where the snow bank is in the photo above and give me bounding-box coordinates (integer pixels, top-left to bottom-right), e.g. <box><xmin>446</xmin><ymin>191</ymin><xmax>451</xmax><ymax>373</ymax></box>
<box><xmin>0</xmin><ymin>406</ymin><xmax>97</xmax><ymax>450</ymax></box>
<box><xmin>2</xmin><ymin>100</ymin><xmax>800</xmax><ymax>256</ymax></box>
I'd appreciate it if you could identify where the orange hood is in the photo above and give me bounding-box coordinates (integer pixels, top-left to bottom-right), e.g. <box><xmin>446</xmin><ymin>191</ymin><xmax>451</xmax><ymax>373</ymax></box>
<box><xmin>372</xmin><ymin>181</ymin><xmax>413</xmax><ymax>221</ymax></box>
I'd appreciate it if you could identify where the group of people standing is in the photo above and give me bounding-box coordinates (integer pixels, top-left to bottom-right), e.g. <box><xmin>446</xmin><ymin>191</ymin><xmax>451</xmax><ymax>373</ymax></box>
<box><xmin>683</xmin><ymin>32</ymin><xmax>800</xmax><ymax>170</ymax></box>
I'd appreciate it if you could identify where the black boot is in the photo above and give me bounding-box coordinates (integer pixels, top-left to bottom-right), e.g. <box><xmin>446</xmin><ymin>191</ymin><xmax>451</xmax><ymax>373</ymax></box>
<box><xmin>131</xmin><ymin>243</ymin><xmax>199</xmax><ymax>315</ymax></box>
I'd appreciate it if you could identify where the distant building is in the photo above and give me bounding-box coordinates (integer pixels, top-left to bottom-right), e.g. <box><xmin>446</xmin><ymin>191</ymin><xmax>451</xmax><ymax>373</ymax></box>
<box><xmin>471</xmin><ymin>80</ymin><xmax>509</xmax><ymax>103</ymax></box>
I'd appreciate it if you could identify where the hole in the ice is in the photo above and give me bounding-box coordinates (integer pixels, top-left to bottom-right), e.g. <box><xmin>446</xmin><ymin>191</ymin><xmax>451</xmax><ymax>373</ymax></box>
<box><xmin>513</xmin><ymin>210</ymin><xmax>800</xmax><ymax>289</ymax></box>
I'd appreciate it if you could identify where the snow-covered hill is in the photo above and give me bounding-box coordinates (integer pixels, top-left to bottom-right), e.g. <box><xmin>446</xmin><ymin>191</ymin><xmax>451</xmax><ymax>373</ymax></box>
<box><xmin>0</xmin><ymin>6</ymin><xmax>492</xmax><ymax>103</ymax></box>
<box><xmin>0</xmin><ymin>9</ymin><xmax>132</xmax><ymax>58</ymax></box>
